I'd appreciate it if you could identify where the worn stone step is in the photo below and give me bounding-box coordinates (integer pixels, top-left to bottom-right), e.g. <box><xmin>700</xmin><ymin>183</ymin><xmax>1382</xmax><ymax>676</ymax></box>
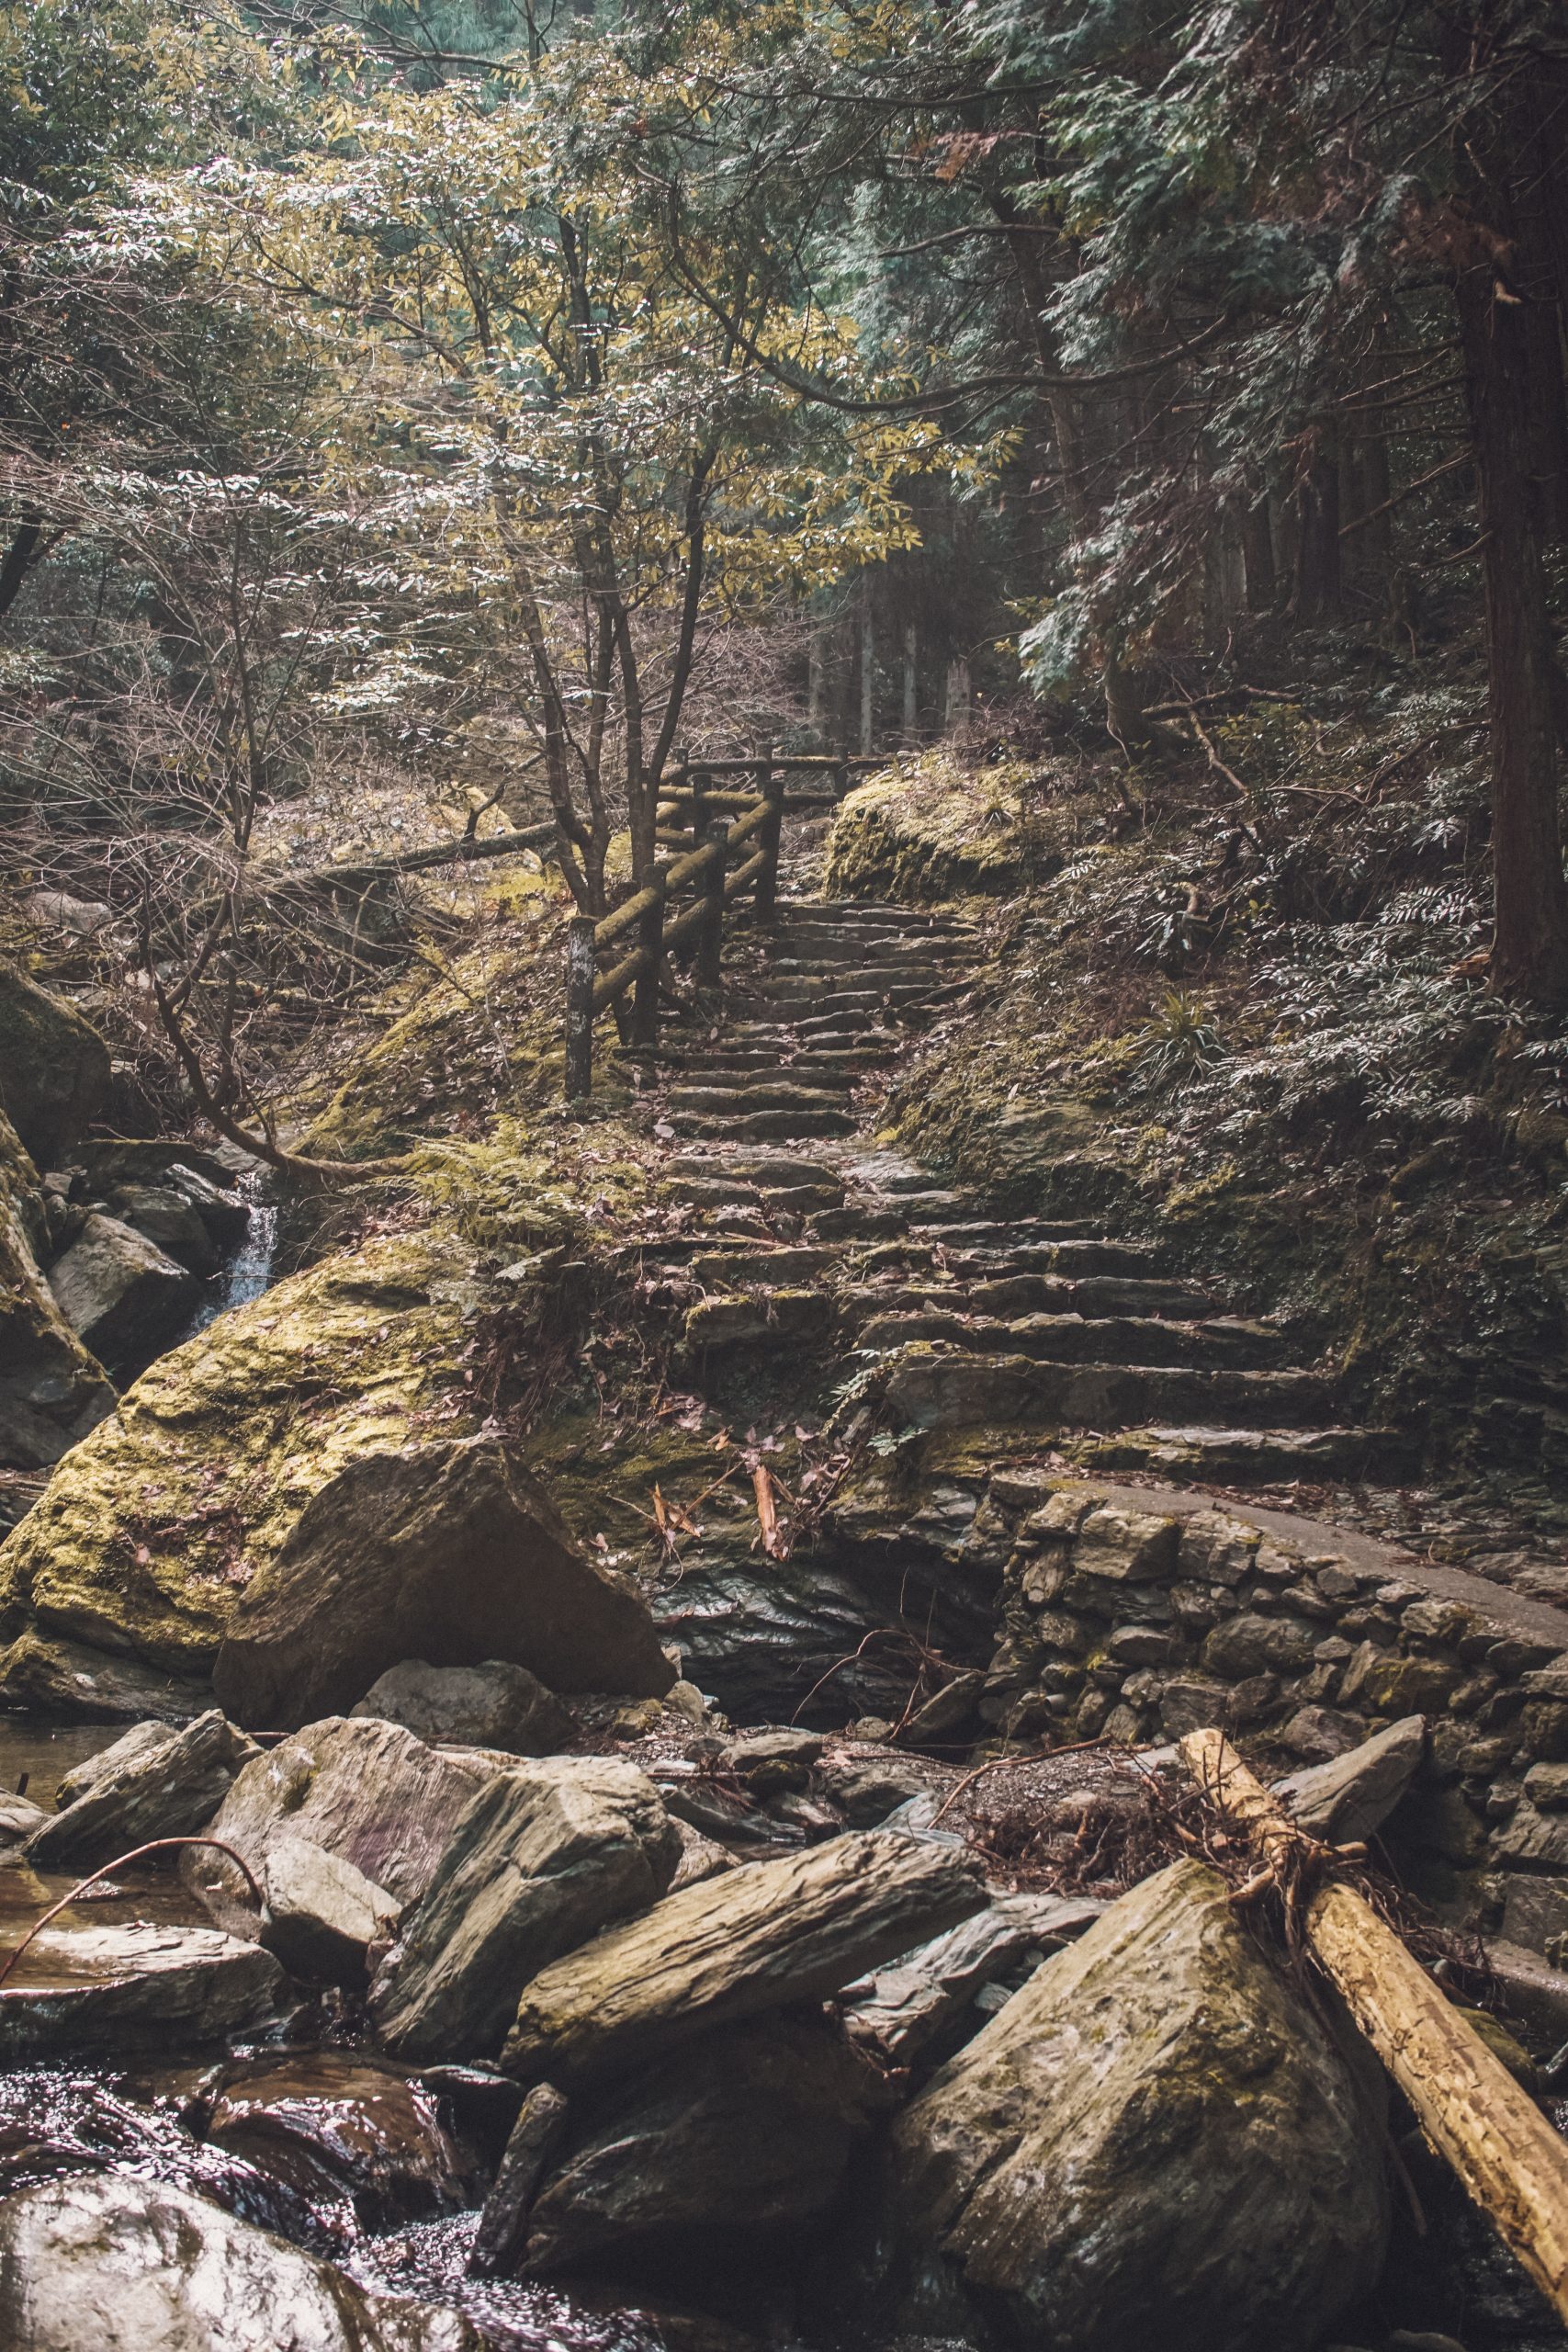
<box><xmin>851</xmin><ymin>1308</ymin><xmax>1285</xmax><ymax>1372</ymax></box>
<box><xmin>685</xmin><ymin>1290</ymin><xmax>837</xmax><ymax>1350</ymax></box>
<box><xmin>1073</xmin><ymin>1423</ymin><xmax>1419</xmax><ymax>1482</ymax></box>
<box><xmin>667</xmin><ymin>1176</ymin><xmax>843</xmax><ymax>1213</ymax></box>
<box><xmin>670</xmin><ymin>1152</ymin><xmax>843</xmax><ymax>1191</ymax></box>
<box><xmin>762</xmin><ymin>963</ymin><xmax>952</xmax><ymax>989</ymax></box>
<box><xmin>881</xmin><ymin>1349</ymin><xmax>1330</xmax><ymax>1432</ymax></box>
<box><xmin>690</xmin><ymin>1247</ymin><xmax>836</xmax><ymax>1285</ymax></box>
<box><xmin>668</xmin><ymin>1067</ymin><xmax>861</xmax><ymax>1098</ymax></box>
<box><xmin>808</xmin><ymin>1204</ymin><xmax>914</xmax><ymax>1242</ymax></box>
<box><xmin>668</xmin><ymin>1084</ymin><xmax>851</xmax><ymax>1116</ymax></box>
<box><xmin>671</xmin><ymin>1107</ymin><xmax>859</xmax><ymax>1142</ymax></box>
<box><xmin>962</xmin><ymin>1272</ymin><xmax>1216</xmax><ymax>1320</ymax></box>
<box><xmin>908</xmin><ymin>1231</ymin><xmax>1168</xmax><ymax>1275</ymax></box>
<box><xmin>766</xmin><ymin>939</ymin><xmax>973</xmax><ymax>967</ymax></box>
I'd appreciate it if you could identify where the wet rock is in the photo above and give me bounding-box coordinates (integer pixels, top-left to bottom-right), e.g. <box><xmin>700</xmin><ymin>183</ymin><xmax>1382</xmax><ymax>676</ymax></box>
<box><xmin>102</xmin><ymin>1184</ymin><xmax>221</xmax><ymax>1279</ymax></box>
<box><xmin>891</xmin><ymin>1858</ymin><xmax>1388</xmax><ymax>2352</ymax></box>
<box><xmin>213</xmin><ymin>1436</ymin><xmax>673</xmax><ymax>1732</ymax></box>
<box><xmin>188</xmin><ymin>1716</ymin><xmax>499</xmax><ymax>1932</ymax></box>
<box><xmin>0</xmin><ymin>1792</ymin><xmax>49</xmax><ymax>1849</ymax></box>
<box><xmin>0</xmin><ymin>964</ymin><xmax>111</xmax><ymax>1168</ymax></box>
<box><xmin>502</xmin><ymin>1828</ymin><xmax>985</xmax><ymax>2087</ymax></box>
<box><xmin>206</xmin><ymin>2052</ymin><xmax>480</xmax><ymax>2230</ymax></box>
<box><xmin>670</xmin><ymin>1818</ymin><xmax>737</xmax><ymax>1890</ymax></box>
<box><xmin>22</xmin><ymin>1711</ymin><xmax>257</xmax><ymax>1871</ymax></box>
<box><xmin>260</xmin><ymin>1835</ymin><xmax>401</xmax><ymax>1983</ymax></box>
<box><xmin>837</xmin><ymin>1892</ymin><xmax>1106</xmax><ymax>2063</ymax></box>
<box><xmin>1274</xmin><ymin>1715</ymin><xmax>1427</xmax><ymax>1845</ymax></box>
<box><xmin>0</xmin><ymin>2172</ymin><xmax>482</xmax><ymax>2349</ymax></box>
<box><xmin>469</xmin><ymin>2082</ymin><xmax>570</xmax><ymax>2278</ymax></box>
<box><xmin>524</xmin><ymin>2016</ymin><xmax>884</xmax><ymax>2281</ymax></box>
<box><xmin>372</xmin><ymin>1758</ymin><xmax>681</xmax><ymax>2063</ymax></box>
<box><xmin>0</xmin><ymin>1633</ymin><xmax>209</xmax><ymax>1725</ymax></box>
<box><xmin>0</xmin><ymin>1107</ymin><xmax>114</xmax><ymax>1474</ymax></box>
<box><xmin>351</xmin><ymin>1659</ymin><xmax>572</xmax><ymax>1757</ymax></box>
<box><xmin>47</xmin><ymin>1214</ymin><xmax>199</xmax><ymax>1374</ymax></box>
<box><xmin>0</xmin><ymin>1922</ymin><xmax>288</xmax><ymax>2059</ymax></box>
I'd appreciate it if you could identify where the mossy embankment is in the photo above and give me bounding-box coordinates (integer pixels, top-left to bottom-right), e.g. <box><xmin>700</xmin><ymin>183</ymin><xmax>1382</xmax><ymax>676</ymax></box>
<box><xmin>831</xmin><ymin>724</ymin><xmax>1568</xmax><ymax>1539</ymax></box>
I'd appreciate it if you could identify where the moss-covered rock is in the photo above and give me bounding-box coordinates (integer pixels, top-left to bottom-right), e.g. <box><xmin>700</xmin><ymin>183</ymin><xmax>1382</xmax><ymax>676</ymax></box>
<box><xmin>0</xmin><ymin>962</ymin><xmax>111</xmax><ymax>1167</ymax></box>
<box><xmin>825</xmin><ymin>751</ymin><xmax>1063</xmax><ymax>903</ymax></box>
<box><xmin>0</xmin><ymin>1228</ymin><xmax>480</xmax><ymax>1676</ymax></box>
<box><xmin>0</xmin><ymin>1104</ymin><xmax>115</xmax><ymax>1472</ymax></box>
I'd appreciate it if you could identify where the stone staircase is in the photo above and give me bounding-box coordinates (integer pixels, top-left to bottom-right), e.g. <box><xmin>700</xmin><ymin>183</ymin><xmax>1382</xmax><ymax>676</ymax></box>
<box><xmin>614</xmin><ymin>873</ymin><xmax>1414</xmax><ymax>1492</ymax></box>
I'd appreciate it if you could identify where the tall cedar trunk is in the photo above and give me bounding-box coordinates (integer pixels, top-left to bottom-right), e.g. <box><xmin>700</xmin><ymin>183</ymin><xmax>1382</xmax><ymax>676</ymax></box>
<box><xmin>1294</xmin><ymin>443</ymin><xmax>1342</xmax><ymax>619</ymax></box>
<box><xmin>1453</xmin><ymin>252</ymin><xmax>1568</xmax><ymax>999</ymax></box>
<box><xmin>1243</xmin><ymin>494</ymin><xmax>1277</xmax><ymax>612</ymax></box>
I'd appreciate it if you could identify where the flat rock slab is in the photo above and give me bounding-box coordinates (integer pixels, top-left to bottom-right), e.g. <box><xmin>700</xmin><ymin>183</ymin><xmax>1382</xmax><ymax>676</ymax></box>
<box><xmin>502</xmin><ymin>1828</ymin><xmax>985</xmax><ymax>2086</ymax></box>
<box><xmin>212</xmin><ymin>1435</ymin><xmax>673</xmax><ymax>1730</ymax></box>
<box><xmin>372</xmin><ymin>1758</ymin><xmax>680</xmax><ymax>2064</ymax></box>
<box><xmin>1274</xmin><ymin>1715</ymin><xmax>1427</xmax><ymax>1844</ymax></box>
<box><xmin>189</xmin><ymin>1715</ymin><xmax>500</xmax><ymax>1931</ymax></box>
<box><xmin>0</xmin><ymin>1921</ymin><xmax>288</xmax><ymax>2060</ymax></box>
<box><xmin>892</xmin><ymin>1857</ymin><xmax>1387</xmax><ymax>2352</ymax></box>
<box><xmin>838</xmin><ymin>1892</ymin><xmax>1106</xmax><ymax>2063</ymax></box>
<box><xmin>24</xmin><ymin>1710</ymin><xmax>256</xmax><ymax>1871</ymax></box>
<box><xmin>261</xmin><ymin>1834</ymin><xmax>401</xmax><ymax>1984</ymax></box>
<box><xmin>0</xmin><ymin>2172</ymin><xmax>482</xmax><ymax>2350</ymax></box>
<box><xmin>351</xmin><ymin>1659</ymin><xmax>572</xmax><ymax>1755</ymax></box>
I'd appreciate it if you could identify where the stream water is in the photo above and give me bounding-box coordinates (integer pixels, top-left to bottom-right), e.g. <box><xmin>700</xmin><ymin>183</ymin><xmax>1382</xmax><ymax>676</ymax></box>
<box><xmin>177</xmin><ymin>1166</ymin><xmax>280</xmax><ymax>1344</ymax></box>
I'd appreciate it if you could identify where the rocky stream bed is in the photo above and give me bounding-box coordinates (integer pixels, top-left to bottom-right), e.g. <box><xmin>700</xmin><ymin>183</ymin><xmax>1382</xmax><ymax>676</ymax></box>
<box><xmin>9</xmin><ymin>839</ymin><xmax>1568</xmax><ymax>2351</ymax></box>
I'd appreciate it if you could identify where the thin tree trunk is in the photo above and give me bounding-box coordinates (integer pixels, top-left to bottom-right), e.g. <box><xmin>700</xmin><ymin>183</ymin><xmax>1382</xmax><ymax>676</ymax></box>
<box><xmin>859</xmin><ymin>582</ymin><xmax>875</xmax><ymax>755</ymax></box>
<box><xmin>1243</xmin><ymin>492</ymin><xmax>1277</xmax><ymax>612</ymax></box>
<box><xmin>1294</xmin><ymin>440</ymin><xmax>1342</xmax><ymax>620</ymax></box>
<box><xmin>902</xmin><ymin>619</ymin><xmax>919</xmax><ymax>741</ymax></box>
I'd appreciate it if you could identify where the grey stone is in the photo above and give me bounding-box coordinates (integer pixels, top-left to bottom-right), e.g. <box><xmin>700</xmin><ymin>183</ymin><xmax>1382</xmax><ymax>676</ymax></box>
<box><xmin>1279</xmin><ymin>1706</ymin><xmax>1366</xmax><ymax>1763</ymax></box>
<box><xmin>469</xmin><ymin>2083</ymin><xmax>570</xmax><ymax>2278</ymax></box>
<box><xmin>1525</xmin><ymin>1761</ymin><xmax>1568</xmax><ymax>1812</ymax></box>
<box><xmin>0</xmin><ymin>1631</ymin><xmax>209</xmax><ymax>1724</ymax></box>
<box><xmin>837</xmin><ymin>1892</ymin><xmax>1105</xmax><ymax>2063</ymax></box>
<box><xmin>1158</xmin><ymin>1675</ymin><xmax>1231</xmax><ymax>1738</ymax></box>
<box><xmin>0</xmin><ymin>1921</ymin><xmax>288</xmax><ymax>2059</ymax></box>
<box><xmin>1274</xmin><ymin>1717</ymin><xmax>1427</xmax><ymax>1844</ymax></box>
<box><xmin>719</xmin><ymin>1727</ymin><xmax>825</xmax><ymax>1791</ymax></box>
<box><xmin>669</xmin><ymin>1816</ymin><xmax>738</xmax><ymax>1890</ymax></box>
<box><xmin>1495</xmin><ymin>1800</ymin><xmax>1568</xmax><ymax>1870</ymax></box>
<box><xmin>1499</xmin><ymin>1873</ymin><xmax>1568</xmax><ymax>1957</ymax></box>
<box><xmin>261</xmin><ymin>1834</ymin><xmax>401</xmax><ymax>1983</ymax></box>
<box><xmin>0</xmin><ymin>1791</ymin><xmax>49</xmax><ymax>1848</ymax></box>
<box><xmin>188</xmin><ymin>1715</ymin><xmax>502</xmax><ymax>1932</ymax></box>
<box><xmin>104</xmin><ymin>1183</ymin><xmax>221</xmax><ymax>1277</ymax></box>
<box><xmin>213</xmin><ymin>1436</ymin><xmax>673</xmax><ymax>1732</ymax></box>
<box><xmin>502</xmin><ymin>1829</ymin><xmax>985</xmax><ymax>2087</ymax></box>
<box><xmin>523</xmin><ymin>2016</ymin><xmax>883</xmax><ymax>2279</ymax></box>
<box><xmin>1177</xmin><ymin>1510</ymin><xmax>1260</xmax><ymax>1585</ymax></box>
<box><xmin>1071</xmin><ymin>1506</ymin><xmax>1180</xmax><ymax>1582</ymax></box>
<box><xmin>0</xmin><ymin>963</ymin><xmax>111</xmax><ymax>1167</ymax></box>
<box><xmin>0</xmin><ymin>2173</ymin><xmax>482</xmax><ymax>2350</ymax></box>
<box><xmin>891</xmin><ymin>1859</ymin><xmax>1388</xmax><ymax>2352</ymax></box>
<box><xmin>207</xmin><ymin>2052</ymin><xmax>479</xmax><ymax>2231</ymax></box>
<box><xmin>1202</xmin><ymin>1612</ymin><xmax>1316</xmax><ymax>1679</ymax></box>
<box><xmin>23</xmin><ymin>1710</ymin><xmax>257</xmax><ymax>1871</ymax></box>
<box><xmin>371</xmin><ymin>1758</ymin><xmax>681</xmax><ymax>2063</ymax></box>
<box><xmin>818</xmin><ymin>1757</ymin><xmax>931</xmax><ymax>1826</ymax></box>
<box><xmin>1107</xmin><ymin>1624</ymin><xmax>1179</xmax><ymax>1667</ymax></box>
<box><xmin>351</xmin><ymin>1659</ymin><xmax>572</xmax><ymax>1757</ymax></box>
<box><xmin>47</xmin><ymin>1213</ymin><xmax>199</xmax><ymax>1371</ymax></box>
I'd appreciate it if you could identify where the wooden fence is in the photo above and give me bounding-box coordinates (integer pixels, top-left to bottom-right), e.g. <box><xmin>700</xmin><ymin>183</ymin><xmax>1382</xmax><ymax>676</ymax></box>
<box><xmin>563</xmin><ymin>751</ymin><xmax>876</xmax><ymax>1100</ymax></box>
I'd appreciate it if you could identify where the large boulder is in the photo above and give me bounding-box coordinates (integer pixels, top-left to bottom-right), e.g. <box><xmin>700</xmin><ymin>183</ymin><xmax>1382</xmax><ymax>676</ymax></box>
<box><xmin>205</xmin><ymin>2052</ymin><xmax>481</xmax><ymax>2231</ymax></box>
<box><xmin>890</xmin><ymin>1857</ymin><xmax>1388</xmax><ymax>2352</ymax></box>
<box><xmin>1274</xmin><ymin>1714</ymin><xmax>1427</xmax><ymax>1844</ymax></box>
<box><xmin>370</xmin><ymin>1758</ymin><xmax>682</xmax><ymax>2062</ymax></box>
<box><xmin>351</xmin><ymin>1658</ymin><xmax>573</xmax><ymax>1756</ymax></box>
<box><xmin>0</xmin><ymin>1921</ymin><xmax>288</xmax><ymax>2060</ymax></box>
<box><xmin>0</xmin><ymin>963</ymin><xmax>110</xmax><ymax>1168</ymax></box>
<box><xmin>0</xmin><ymin>1106</ymin><xmax>113</xmax><ymax>1474</ymax></box>
<box><xmin>502</xmin><ymin>1829</ymin><xmax>986</xmax><ymax>2086</ymax></box>
<box><xmin>260</xmin><ymin>1835</ymin><xmax>402</xmax><ymax>1984</ymax></box>
<box><xmin>0</xmin><ymin>2173</ymin><xmax>482</xmax><ymax>2351</ymax></box>
<box><xmin>212</xmin><ymin>1436</ymin><xmax>672</xmax><ymax>1731</ymax></box>
<box><xmin>0</xmin><ymin>1234</ymin><xmax>479</xmax><ymax>1686</ymax></box>
<box><xmin>22</xmin><ymin>1710</ymin><xmax>256</xmax><ymax>1871</ymax></box>
<box><xmin>47</xmin><ymin>1214</ymin><xmax>200</xmax><ymax>1374</ymax></box>
<box><xmin>525</xmin><ymin>2015</ymin><xmax>885</xmax><ymax>2280</ymax></box>
<box><xmin>186</xmin><ymin>1715</ymin><xmax>502</xmax><ymax>1932</ymax></box>
<box><xmin>0</xmin><ymin>1632</ymin><xmax>207</xmax><ymax>1724</ymax></box>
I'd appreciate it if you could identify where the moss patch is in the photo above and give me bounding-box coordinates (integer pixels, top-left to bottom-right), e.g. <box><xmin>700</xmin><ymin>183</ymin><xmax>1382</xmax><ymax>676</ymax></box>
<box><xmin>825</xmin><ymin>749</ymin><xmax>1067</xmax><ymax>902</ymax></box>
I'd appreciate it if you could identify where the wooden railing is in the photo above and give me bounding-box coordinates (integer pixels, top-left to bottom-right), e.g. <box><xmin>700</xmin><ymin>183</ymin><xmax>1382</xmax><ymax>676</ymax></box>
<box><xmin>562</xmin><ymin>751</ymin><xmax>877</xmax><ymax>1101</ymax></box>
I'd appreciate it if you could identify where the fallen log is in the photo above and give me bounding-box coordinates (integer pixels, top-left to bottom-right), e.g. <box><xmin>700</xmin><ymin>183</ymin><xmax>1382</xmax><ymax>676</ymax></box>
<box><xmin>1180</xmin><ymin>1727</ymin><xmax>1568</xmax><ymax>2324</ymax></box>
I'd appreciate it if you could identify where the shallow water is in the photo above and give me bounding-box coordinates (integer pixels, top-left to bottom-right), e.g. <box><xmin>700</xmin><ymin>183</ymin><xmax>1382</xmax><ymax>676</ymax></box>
<box><xmin>175</xmin><ymin>1167</ymin><xmax>280</xmax><ymax>1346</ymax></box>
<box><xmin>0</xmin><ymin>1719</ymin><xmax>122</xmax><ymax>1811</ymax></box>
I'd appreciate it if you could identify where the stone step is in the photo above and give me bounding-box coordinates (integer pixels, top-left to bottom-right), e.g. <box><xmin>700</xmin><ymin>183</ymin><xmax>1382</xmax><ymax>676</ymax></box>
<box><xmin>761</xmin><ymin>962</ymin><xmax>952</xmax><ymax>989</ymax></box>
<box><xmin>807</xmin><ymin>1204</ymin><xmax>912</xmax><ymax>1242</ymax></box>
<box><xmin>690</xmin><ymin>1246</ymin><xmax>836</xmax><ymax>1284</ymax></box>
<box><xmin>851</xmin><ymin>1308</ymin><xmax>1285</xmax><ymax>1372</ymax></box>
<box><xmin>668</xmin><ymin>1084</ymin><xmax>852</xmax><ymax>1116</ymax></box>
<box><xmin>842</xmin><ymin>1272</ymin><xmax>1221</xmax><ymax>1323</ymax></box>
<box><xmin>906</xmin><ymin>1232</ymin><xmax>1168</xmax><ymax>1275</ymax></box>
<box><xmin>671</xmin><ymin>1107</ymin><xmax>859</xmax><ymax>1142</ymax></box>
<box><xmin>667</xmin><ymin>1067</ymin><xmax>861</xmax><ymax>1098</ymax></box>
<box><xmin>1072</xmin><ymin>1423</ymin><xmax>1419</xmax><ymax>1482</ymax></box>
<box><xmin>881</xmin><ymin>1349</ymin><xmax>1330</xmax><ymax>1433</ymax></box>
<box><xmin>668</xmin><ymin>1176</ymin><xmax>843</xmax><ymax>1214</ymax></box>
<box><xmin>765</xmin><ymin>938</ymin><xmax>974</xmax><ymax>967</ymax></box>
<box><xmin>670</xmin><ymin>1153</ymin><xmax>843</xmax><ymax>1191</ymax></box>
<box><xmin>685</xmin><ymin>1290</ymin><xmax>837</xmax><ymax>1351</ymax></box>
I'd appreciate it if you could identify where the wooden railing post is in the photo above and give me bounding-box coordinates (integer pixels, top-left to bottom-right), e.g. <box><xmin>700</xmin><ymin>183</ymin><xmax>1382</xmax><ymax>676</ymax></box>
<box><xmin>564</xmin><ymin>914</ymin><xmax>595</xmax><ymax>1101</ymax></box>
<box><xmin>689</xmin><ymin>758</ymin><xmax>708</xmax><ymax>848</ymax></box>
<box><xmin>630</xmin><ymin>883</ymin><xmax>664</xmax><ymax>1050</ymax></box>
<box><xmin>696</xmin><ymin>819</ymin><xmax>728</xmax><ymax>992</ymax></box>
<box><xmin>754</xmin><ymin>741</ymin><xmax>784</xmax><ymax>920</ymax></box>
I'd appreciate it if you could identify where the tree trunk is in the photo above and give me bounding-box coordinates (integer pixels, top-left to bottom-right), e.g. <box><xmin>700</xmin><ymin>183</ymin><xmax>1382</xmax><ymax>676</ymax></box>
<box><xmin>1243</xmin><ymin>493</ymin><xmax>1277</xmax><ymax>612</ymax></box>
<box><xmin>1294</xmin><ymin>440</ymin><xmax>1341</xmax><ymax>620</ymax></box>
<box><xmin>858</xmin><ymin>582</ymin><xmax>876</xmax><ymax>755</ymax></box>
<box><xmin>902</xmin><ymin>619</ymin><xmax>919</xmax><ymax>742</ymax></box>
<box><xmin>1453</xmin><ymin>252</ymin><xmax>1568</xmax><ymax>999</ymax></box>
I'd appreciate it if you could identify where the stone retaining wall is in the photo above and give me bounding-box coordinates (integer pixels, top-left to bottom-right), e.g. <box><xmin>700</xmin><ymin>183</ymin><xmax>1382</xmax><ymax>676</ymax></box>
<box><xmin>972</xmin><ymin>1475</ymin><xmax>1568</xmax><ymax>1962</ymax></box>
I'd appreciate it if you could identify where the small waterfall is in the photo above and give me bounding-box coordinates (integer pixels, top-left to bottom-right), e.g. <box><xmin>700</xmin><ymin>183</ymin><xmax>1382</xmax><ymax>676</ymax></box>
<box><xmin>177</xmin><ymin>1168</ymin><xmax>280</xmax><ymax>1344</ymax></box>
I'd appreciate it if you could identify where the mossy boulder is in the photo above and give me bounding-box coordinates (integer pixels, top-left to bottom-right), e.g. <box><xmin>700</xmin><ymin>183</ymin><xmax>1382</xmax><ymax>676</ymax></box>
<box><xmin>0</xmin><ymin>1229</ymin><xmax>478</xmax><ymax>1682</ymax></box>
<box><xmin>0</xmin><ymin>1103</ymin><xmax>115</xmax><ymax>1472</ymax></box>
<box><xmin>824</xmin><ymin>751</ymin><xmax>1062</xmax><ymax>904</ymax></box>
<box><xmin>0</xmin><ymin>961</ymin><xmax>111</xmax><ymax>1167</ymax></box>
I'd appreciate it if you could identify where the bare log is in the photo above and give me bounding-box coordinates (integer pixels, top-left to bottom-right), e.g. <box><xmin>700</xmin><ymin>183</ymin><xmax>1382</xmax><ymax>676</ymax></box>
<box><xmin>1180</xmin><ymin>1728</ymin><xmax>1568</xmax><ymax>2324</ymax></box>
